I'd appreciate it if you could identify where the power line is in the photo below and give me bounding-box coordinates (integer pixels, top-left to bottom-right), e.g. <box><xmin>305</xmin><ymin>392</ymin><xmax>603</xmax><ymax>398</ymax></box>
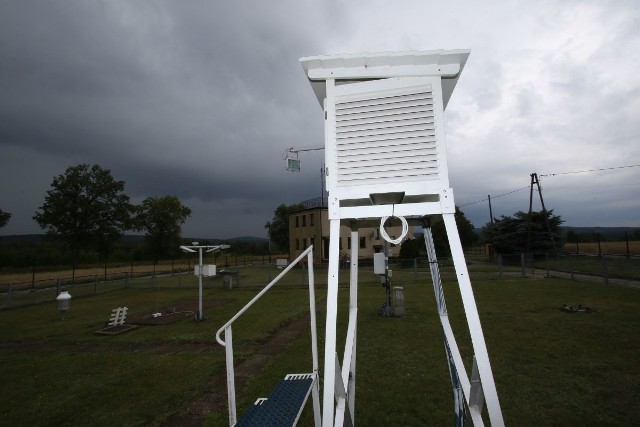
<box><xmin>459</xmin><ymin>163</ymin><xmax>640</xmax><ymax>208</ymax></box>
<box><xmin>459</xmin><ymin>186</ymin><xmax>530</xmax><ymax>207</ymax></box>
<box><xmin>540</xmin><ymin>164</ymin><xmax>640</xmax><ymax>177</ymax></box>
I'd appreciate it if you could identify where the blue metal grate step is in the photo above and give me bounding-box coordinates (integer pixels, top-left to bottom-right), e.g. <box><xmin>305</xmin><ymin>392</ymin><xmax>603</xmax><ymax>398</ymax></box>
<box><xmin>235</xmin><ymin>373</ymin><xmax>315</xmax><ymax>427</ymax></box>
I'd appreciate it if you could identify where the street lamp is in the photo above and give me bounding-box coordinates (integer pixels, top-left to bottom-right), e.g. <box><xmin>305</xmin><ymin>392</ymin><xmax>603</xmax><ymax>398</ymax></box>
<box><xmin>179</xmin><ymin>242</ymin><xmax>230</xmax><ymax>321</ymax></box>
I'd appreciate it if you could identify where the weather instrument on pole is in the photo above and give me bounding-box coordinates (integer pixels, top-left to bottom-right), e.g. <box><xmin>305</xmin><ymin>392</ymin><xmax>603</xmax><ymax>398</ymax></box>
<box><xmin>179</xmin><ymin>243</ymin><xmax>230</xmax><ymax>321</ymax></box>
<box><xmin>283</xmin><ymin>145</ymin><xmax>324</xmax><ymax>172</ymax></box>
<box><xmin>299</xmin><ymin>49</ymin><xmax>505</xmax><ymax>426</ymax></box>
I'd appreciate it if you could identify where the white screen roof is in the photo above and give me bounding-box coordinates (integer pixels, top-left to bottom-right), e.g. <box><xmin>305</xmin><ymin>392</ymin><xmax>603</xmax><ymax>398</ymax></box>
<box><xmin>300</xmin><ymin>49</ymin><xmax>470</xmax><ymax>110</ymax></box>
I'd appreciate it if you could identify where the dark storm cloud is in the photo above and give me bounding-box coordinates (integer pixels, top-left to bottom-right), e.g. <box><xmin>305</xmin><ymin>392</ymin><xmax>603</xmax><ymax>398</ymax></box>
<box><xmin>1</xmin><ymin>0</ymin><xmax>639</xmax><ymax>238</ymax></box>
<box><xmin>0</xmin><ymin>0</ymin><xmax>337</xmax><ymax>237</ymax></box>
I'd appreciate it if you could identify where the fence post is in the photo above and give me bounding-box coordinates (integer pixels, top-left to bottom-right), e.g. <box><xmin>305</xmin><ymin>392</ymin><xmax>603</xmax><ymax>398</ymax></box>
<box><xmin>570</xmin><ymin>255</ymin><xmax>575</xmax><ymax>280</ymax></box>
<box><xmin>602</xmin><ymin>255</ymin><xmax>609</xmax><ymax>285</ymax></box>
<box><xmin>7</xmin><ymin>283</ymin><xmax>12</xmax><ymax>307</ymax></box>
<box><xmin>498</xmin><ymin>254</ymin><xmax>503</xmax><ymax>278</ymax></box>
<box><xmin>520</xmin><ymin>253</ymin><xmax>526</xmax><ymax>277</ymax></box>
<box><xmin>625</xmin><ymin>232</ymin><xmax>630</xmax><ymax>259</ymax></box>
<box><xmin>545</xmin><ymin>253</ymin><xmax>550</xmax><ymax>278</ymax></box>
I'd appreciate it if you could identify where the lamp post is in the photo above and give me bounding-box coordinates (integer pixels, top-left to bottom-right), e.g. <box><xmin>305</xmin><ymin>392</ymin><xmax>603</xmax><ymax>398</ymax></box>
<box><xmin>179</xmin><ymin>242</ymin><xmax>230</xmax><ymax>321</ymax></box>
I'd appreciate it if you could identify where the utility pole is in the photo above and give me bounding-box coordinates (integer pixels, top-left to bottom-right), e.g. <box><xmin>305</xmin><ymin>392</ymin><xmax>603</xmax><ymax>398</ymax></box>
<box><xmin>526</xmin><ymin>173</ymin><xmax>558</xmax><ymax>257</ymax></box>
<box><xmin>488</xmin><ymin>194</ymin><xmax>494</xmax><ymax>225</ymax></box>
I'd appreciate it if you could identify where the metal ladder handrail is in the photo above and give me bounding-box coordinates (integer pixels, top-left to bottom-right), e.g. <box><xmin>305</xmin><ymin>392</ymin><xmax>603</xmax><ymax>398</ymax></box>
<box><xmin>215</xmin><ymin>245</ymin><xmax>320</xmax><ymax>427</ymax></box>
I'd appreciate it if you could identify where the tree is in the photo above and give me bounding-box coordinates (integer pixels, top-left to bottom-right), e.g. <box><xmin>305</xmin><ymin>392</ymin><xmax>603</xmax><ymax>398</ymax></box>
<box><xmin>431</xmin><ymin>206</ymin><xmax>478</xmax><ymax>256</ymax></box>
<box><xmin>135</xmin><ymin>196</ymin><xmax>191</xmax><ymax>263</ymax></box>
<box><xmin>482</xmin><ymin>210</ymin><xmax>563</xmax><ymax>254</ymax></box>
<box><xmin>0</xmin><ymin>209</ymin><xmax>11</xmax><ymax>229</ymax></box>
<box><xmin>33</xmin><ymin>164</ymin><xmax>133</xmax><ymax>274</ymax></box>
<box><xmin>265</xmin><ymin>203</ymin><xmax>303</xmax><ymax>253</ymax></box>
<box><xmin>398</xmin><ymin>237</ymin><xmax>420</xmax><ymax>266</ymax></box>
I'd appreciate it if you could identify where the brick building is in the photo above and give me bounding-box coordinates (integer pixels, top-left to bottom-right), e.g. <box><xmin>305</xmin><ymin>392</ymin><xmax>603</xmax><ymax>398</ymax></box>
<box><xmin>289</xmin><ymin>203</ymin><xmax>413</xmax><ymax>266</ymax></box>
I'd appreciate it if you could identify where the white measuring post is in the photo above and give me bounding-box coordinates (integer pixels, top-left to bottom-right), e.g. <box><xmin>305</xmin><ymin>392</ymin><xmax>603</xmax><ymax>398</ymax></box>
<box><xmin>179</xmin><ymin>243</ymin><xmax>230</xmax><ymax>321</ymax></box>
<box><xmin>300</xmin><ymin>49</ymin><xmax>504</xmax><ymax>426</ymax></box>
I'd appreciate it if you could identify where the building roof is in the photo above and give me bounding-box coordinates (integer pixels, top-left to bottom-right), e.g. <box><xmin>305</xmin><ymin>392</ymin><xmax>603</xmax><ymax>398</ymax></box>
<box><xmin>299</xmin><ymin>49</ymin><xmax>470</xmax><ymax>109</ymax></box>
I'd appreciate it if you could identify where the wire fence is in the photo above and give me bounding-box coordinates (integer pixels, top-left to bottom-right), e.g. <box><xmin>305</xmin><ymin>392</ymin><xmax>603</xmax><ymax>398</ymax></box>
<box><xmin>2</xmin><ymin>253</ymin><xmax>639</xmax><ymax>309</ymax></box>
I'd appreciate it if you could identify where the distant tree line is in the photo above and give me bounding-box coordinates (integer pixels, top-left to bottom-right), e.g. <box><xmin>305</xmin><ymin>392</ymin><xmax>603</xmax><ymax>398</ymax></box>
<box><xmin>0</xmin><ymin>236</ymin><xmax>271</xmax><ymax>270</ymax></box>
<box><xmin>564</xmin><ymin>229</ymin><xmax>640</xmax><ymax>243</ymax></box>
<box><xmin>1</xmin><ymin>164</ymin><xmax>192</xmax><ymax>273</ymax></box>
<box><xmin>0</xmin><ymin>164</ymin><xmax>277</xmax><ymax>271</ymax></box>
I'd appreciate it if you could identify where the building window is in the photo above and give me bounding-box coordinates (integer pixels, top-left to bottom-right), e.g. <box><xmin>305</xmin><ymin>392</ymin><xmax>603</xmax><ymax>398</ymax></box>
<box><xmin>295</xmin><ymin>216</ymin><xmax>299</xmax><ymax>228</ymax></box>
<box><xmin>347</xmin><ymin>237</ymin><xmax>351</xmax><ymax>249</ymax></box>
<box><xmin>302</xmin><ymin>215</ymin><xmax>306</xmax><ymax>227</ymax></box>
<box><xmin>360</xmin><ymin>237</ymin><xmax>366</xmax><ymax>249</ymax></box>
<box><xmin>310</xmin><ymin>213</ymin><xmax>314</xmax><ymax>226</ymax></box>
<box><xmin>303</xmin><ymin>238</ymin><xmax>307</xmax><ymax>248</ymax></box>
<box><xmin>296</xmin><ymin>239</ymin><xmax>299</xmax><ymax>250</ymax></box>
<box><xmin>310</xmin><ymin>237</ymin><xmax>315</xmax><ymax>248</ymax></box>
<box><xmin>339</xmin><ymin>237</ymin><xmax>342</xmax><ymax>250</ymax></box>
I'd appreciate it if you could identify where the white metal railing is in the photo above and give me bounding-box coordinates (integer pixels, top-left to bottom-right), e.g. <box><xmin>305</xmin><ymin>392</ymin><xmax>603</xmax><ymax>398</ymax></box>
<box><xmin>215</xmin><ymin>245</ymin><xmax>320</xmax><ymax>427</ymax></box>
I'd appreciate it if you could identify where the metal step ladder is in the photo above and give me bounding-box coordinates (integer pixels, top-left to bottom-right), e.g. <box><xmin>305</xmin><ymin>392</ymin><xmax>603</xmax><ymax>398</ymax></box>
<box><xmin>216</xmin><ymin>247</ymin><xmax>321</xmax><ymax>427</ymax></box>
<box><xmin>235</xmin><ymin>373</ymin><xmax>316</xmax><ymax>427</ymax></box>
<box><xmin>423</xmin><ymin>223</ymin><xmax>497</xmax><ymax>426</ymax></box>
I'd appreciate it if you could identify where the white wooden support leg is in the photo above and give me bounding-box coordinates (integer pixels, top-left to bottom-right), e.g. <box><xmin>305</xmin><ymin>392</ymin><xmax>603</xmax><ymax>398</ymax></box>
<box><xmin>345</xmin><ymin>227</ymin><xmax>359</xmax><ymax>423</ymax></box>
<box><xmin>322</xmin><ymin>219</ymin><xmax>341</xmax><ymax>426</ymax></box>
<box><xmin>333</xmin><ymin>354</ymin><xmax>353</xmax><ymax>427</ymax></box>
<box><xmin>443</xmin><ymin>213</ymin><xmax>504</xmax><ymax>426</ymax></box>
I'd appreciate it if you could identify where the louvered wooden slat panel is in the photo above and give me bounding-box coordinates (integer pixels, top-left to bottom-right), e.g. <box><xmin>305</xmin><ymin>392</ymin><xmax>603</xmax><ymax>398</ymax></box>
<box><xmin>334</xmin><ymin>86</ymin><xmax>439</xmax><ymax>187</ymax></box>
<box><xmin>337</xmin><ymin>153</ymin><xmax>438</xmax><ymax>169</ymax></box>
<box><xmin>335</xmin><ymin>91</ymin><xmax>433</xmax><ymax>112</ymax></box>
<box><xmin>337</xmin><ymin>143</ymin><xmax>437</xmax><ymax>159</ymax></box>
<box><xmin>337</xmin><ymin>117</ymin><xmax>435</xmax><ymax>136</ymax></box>
<box><xmin>336</xmin><ymin>122</ymin><xmax>435</xmax><ymax>140</ymax></box>
<box><xmin>335</xmin><ymin>99</ymin><xmax>433</xmax><ymax>119</ymax></box>
<box><xmin>338</xmin><ymin>166</ymin><xmax>440</xmax><ymax>183</ymax></box>
<box><xmin>336</xmin><ymin>130</ymin><xmax>436</xmax><ymax>148</ymax></box>
<box><xmin>338</xmin><ymin>156</ymin><xmax>439</xmax><ymax>176</ymax></box>
<box><xmin>336</xmin><ymin>109</ymin><xmax>434</xmax><ymax>130</ymax></box>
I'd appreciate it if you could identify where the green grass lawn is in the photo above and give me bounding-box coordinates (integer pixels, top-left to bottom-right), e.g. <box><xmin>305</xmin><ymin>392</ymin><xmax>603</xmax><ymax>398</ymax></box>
<box><xmin>1</xmin><ymin>269</ymin><xmax>639</xmax><ymax>426</ymax></box>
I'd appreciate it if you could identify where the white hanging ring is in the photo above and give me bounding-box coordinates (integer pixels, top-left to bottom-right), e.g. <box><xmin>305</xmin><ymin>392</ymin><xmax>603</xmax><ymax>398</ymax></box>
<box><xmin>380</xmin><ymin>215</ymin><xmax>409</xmax><ymax>245</ymax></box>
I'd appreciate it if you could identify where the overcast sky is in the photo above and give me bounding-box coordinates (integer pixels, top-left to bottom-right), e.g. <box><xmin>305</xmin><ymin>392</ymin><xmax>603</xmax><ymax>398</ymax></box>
<box><xmin>1</xmin><ymin>0</ymin><xmax>639</xmax><ymax>239</ymax></box>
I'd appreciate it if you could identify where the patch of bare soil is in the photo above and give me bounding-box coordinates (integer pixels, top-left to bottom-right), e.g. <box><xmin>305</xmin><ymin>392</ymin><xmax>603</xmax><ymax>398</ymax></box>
<box><xmin>127</xmin><ymin>299</ymin><xmax>233</xmax><ymax>325</ymax></box>
<box><xmin>161</xmin><ymin>311</ymin><xmax>315</xmax><ymax>426</ymax></box>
